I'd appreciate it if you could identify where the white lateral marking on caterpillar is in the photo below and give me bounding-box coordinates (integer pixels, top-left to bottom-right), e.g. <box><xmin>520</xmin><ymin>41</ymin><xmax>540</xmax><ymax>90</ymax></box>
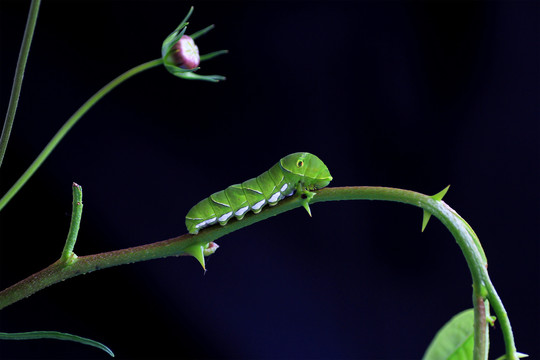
<box><xmin>235</xmin><ymin>206</ymin><xmax>249</xmax><ymax>216</ymax></box>
<box><xmin>186</xmin><ymin>216</ymin><xmax>204</xmax><ymax>221</ymax></box>
<box><xmin>219</xmin><ymin>212</ymin><xmax>233</xmax><ymax>222</ymax></box>
<box><xmin>280</xmin><ymin>184</ymin><xmax>288</xmax><ymax>193</ymax></box>
<box><xmin>252</xmin><ymin>199</ymin><xmax>266</xmax><ymax>210</ymax></box>
<box><xmin>280</xmin><ymin>162</ymin><xmax>293</xmax><ymax>174</ymax></box>
<box><xmin>246</xmin><ymin>187</ymin><xmax>263</xmax><ymax>195</ymax></box>
<box><xmin>205</xmin><ymin>217</ymin><xmax>217</xmax><ymax>225</ymax></box>
<box><xmin>269</xmin><ymin>192</ymin><xmax>281</xmax><ymax>203</ymax></box>
<box><xmin>212</xmin><ymin>198</ymin><xmax>230</xmax><ymax>207</ymax></box>
<box><xmin>196</xmin><ymin>217</ymin><xmax>217</xmax><ymax>229</ymax></box>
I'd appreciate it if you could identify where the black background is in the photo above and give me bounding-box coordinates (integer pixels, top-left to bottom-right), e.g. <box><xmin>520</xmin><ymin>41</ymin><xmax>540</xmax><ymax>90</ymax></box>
<box><xmin>0</xmin><ymin>1</ymin><xmax>538</xmax><ymax>359</ymax></box>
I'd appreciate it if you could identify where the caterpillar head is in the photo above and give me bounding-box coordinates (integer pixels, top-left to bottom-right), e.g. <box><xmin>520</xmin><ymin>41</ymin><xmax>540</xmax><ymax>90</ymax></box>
<box><xmin>281</xmin><ymin>152</ymin><xmax>333</xmax><ymax>190</ymax></box>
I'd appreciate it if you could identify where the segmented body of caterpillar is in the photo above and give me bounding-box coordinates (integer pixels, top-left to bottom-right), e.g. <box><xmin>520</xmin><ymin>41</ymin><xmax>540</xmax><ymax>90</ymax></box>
<box><xmin>185</xmin><ymin>152</ymin><xmax>332</xmax><ymax>234</ymax></box>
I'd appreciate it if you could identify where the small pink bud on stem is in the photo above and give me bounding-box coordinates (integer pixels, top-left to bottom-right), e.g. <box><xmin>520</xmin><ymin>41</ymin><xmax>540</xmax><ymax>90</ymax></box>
<box><xmin>161</xmin><ymin>7</ymin><xmax>227</xmax><ymax>82</ymax></box>
<box><xmin>168</xmin><ymin>35</ymin><xmax>200</xmax><ymax>70</ymax></box>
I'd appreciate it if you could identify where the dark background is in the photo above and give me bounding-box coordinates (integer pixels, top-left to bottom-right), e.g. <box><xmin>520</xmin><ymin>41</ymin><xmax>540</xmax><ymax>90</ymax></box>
<box><xmin>0</xmin><ymin>1</ymin><xmax>538</xmax><ymax>359</ymax></box>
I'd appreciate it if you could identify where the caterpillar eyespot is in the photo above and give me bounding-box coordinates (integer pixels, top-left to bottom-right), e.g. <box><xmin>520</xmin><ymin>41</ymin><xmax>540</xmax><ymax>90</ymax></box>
<box><xmin>185</xmin><ymin>152</ymin><xmax>332</xmax><ymax>235</ymax></box>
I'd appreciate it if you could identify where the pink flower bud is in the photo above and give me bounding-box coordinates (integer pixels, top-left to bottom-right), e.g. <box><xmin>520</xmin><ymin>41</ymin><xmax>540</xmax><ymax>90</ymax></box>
<box><xmin>168</xmin><ymin>35</ymin><xmax>200</xmax><ymax>69</ymax></box>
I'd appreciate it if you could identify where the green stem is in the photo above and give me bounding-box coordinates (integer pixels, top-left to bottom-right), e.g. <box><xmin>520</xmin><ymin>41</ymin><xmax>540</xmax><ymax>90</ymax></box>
<box><xmin>0</xmin><ymin>331</ymin><xmax>114</xmax><ymax>357</ymax></box>
<box><xmin>0</xmin><ymin>0</ymin><xmax>42</xmax><ymax>169</ymax></box>
<box><xmin>60</xmin><ymin>183</ymin><xmax>83</xmax><ymax>264</ymax></box>
<box><xmin>0</xmin><ymin>186</ymin><xmax>518</xmax><ymax>359</ymax></box>
<box><xmin>484</xmin><ymin>274</ymin><xmax>517</xmax><ymax>359</ymax></box>
<box><xmin>0</xmin><ymin>58</ymin><xmax>163</xmax><ymax>212</ymax></box>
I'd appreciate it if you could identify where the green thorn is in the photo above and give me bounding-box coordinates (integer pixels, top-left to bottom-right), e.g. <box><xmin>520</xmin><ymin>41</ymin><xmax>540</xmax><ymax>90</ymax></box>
<box><xmin>184</xmin><ymin>244</ymin><xmax>206</xmax><ymax>270</ymax></box>
<box><xmin>302</xmin><ymin>199</ymin><xmax>312</xmax><ymax>217</ymax></box>
<box><xmin>421</xmin><ymin>210</ymin><xmax>431</xmax><ymax>232</ymax></box>
<box><xmin>298</xmin><ymin>187</ymin><xmax>315</xmax><ymax>217</ymax></box>
<box><xmin>494</xmin><ymin>352</ymin><xmax>529</xmax><ymax>360</ymax></box>
<box><xmin>422</xmin><ymin>185</ymin><xmax>451</xmax><ymax>232</ymax></box>
<box><xmin>431</xmin><ymin>185</ymin><xmax>450</xmax><ymax>201</ymax></box>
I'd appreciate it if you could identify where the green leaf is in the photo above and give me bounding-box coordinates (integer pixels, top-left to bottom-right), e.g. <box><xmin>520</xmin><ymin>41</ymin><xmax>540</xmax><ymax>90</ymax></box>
<box><xmin>423</xmin><ymin>309</ymin><xmax>475</xmax><ymax>360</ymax></box>
<box><xmin>0</xmin><ymin>331</ymin><xmax>114</xmax><ymax>357</ymax></box>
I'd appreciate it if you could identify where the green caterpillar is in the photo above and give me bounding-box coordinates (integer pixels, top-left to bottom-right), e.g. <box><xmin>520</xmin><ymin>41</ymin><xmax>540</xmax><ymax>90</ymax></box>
<box><xmin>186</xmin><ymin>152</ymin><xmax>332</xmax><ymax>234</ymax></box>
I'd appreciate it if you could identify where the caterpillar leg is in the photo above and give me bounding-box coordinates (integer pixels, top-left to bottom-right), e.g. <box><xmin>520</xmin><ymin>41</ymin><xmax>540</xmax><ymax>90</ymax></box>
<box><xmin>296</xmin><ymin>183</ymin><xmax>315</xmax><ymax>217</ymax></box>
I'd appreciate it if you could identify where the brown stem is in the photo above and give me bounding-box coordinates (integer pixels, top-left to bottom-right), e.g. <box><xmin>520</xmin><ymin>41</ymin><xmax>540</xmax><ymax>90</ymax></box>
<box><xmin>0</xmin><ymin>234</ymin><xmax>192</xmax><ymax>310</ymax></box>
<box><xmin>474</xmin><ymin>293</ymin><xmax>489</xmax><ymax>359</ymax></box>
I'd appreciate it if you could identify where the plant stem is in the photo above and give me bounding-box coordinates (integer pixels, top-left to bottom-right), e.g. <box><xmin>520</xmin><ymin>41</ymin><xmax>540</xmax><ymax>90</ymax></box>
<box><xmin>474</xmin><ymin>295</ymin><xmax>489</xmax><ymax>359</ymax></box>
<box><xmin>0</xmin><ymin>0</ymin><xmax>42</xmax><ymax>169</ymax></box>
<box><xmin>0</xmin><ymin>58</ymin><xmax>163</xmax><ymax>212</ymax></box>
<box><xmin>0</xmin><ymin>186</ymin><xmax>518</xmax><ymax>359</ymax></box>
<box><xmin>60</xmin><ymin>183</ymin><xmax>83</xmax><ymax>263</ymax></box>
<box><xmin>484</xmin><ymin>274</ymin><xmax>517</xmax><ymax>359</ymax></box>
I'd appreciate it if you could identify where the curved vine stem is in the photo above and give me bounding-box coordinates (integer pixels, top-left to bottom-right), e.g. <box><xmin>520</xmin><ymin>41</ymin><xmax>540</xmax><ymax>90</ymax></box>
<box><xmin>0</xmin><ymin>58</ymin><xmax>163</xmax><ymax>212</ymax></box>
<box><xmin>0</xmin><ymin>186</ymin><xmax>518</xmax><ymax>360</ymax></box>
<box><xmin>0</xmin><ymin>0</ymin><xmax>41</xmax><ymax>169</ymax></box>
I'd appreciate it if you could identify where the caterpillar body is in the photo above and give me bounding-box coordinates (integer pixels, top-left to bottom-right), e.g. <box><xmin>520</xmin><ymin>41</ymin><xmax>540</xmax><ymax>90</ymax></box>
<box><xmin>185</xmin><ymin>152</ymin><xmax>332</xmax><ymax>234</ymax></box>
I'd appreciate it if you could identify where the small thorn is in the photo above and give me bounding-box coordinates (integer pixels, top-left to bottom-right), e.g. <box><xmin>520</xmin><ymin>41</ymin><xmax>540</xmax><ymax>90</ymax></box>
<box><xmin>494</xmin><ymin>352</ymin><xmax>529</xmax><ymax>360</ymax></box>
<box><xmin>297</xmin><ymin>185</ymin><xmax>315</xmax><ymax>217</ymax></box>
<box><xmin>422</xmin><ymin>185</ymin><xmax>450</xmax><ymax>232</ymax></box>
<box><xmin>184</xmin><ymin>244</ymin><xmax>206</xmax><ymax>271</ymax></box>
<box><xmin>431</xmin><ymin>185</ymin><xmax>450</xmax><ymax>201</ymax></box>
<box><xmin>422</xmin><ymin>210</ymin><xmax>432</xmax><ymax>232</ymax></box>
<box><xmin>302</xmin><ymin>200</ymin><xmax>312</xmax><ymax>217</ymax></box>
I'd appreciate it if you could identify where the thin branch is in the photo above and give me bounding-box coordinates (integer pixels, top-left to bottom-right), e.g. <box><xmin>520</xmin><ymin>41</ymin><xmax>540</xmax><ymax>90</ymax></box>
<box><xmin>485</xmin><ymin>275</ymin><xmax>518</xmax><ymax>359</ymax></box>
<box><xmin>0</xmin><ymin>0</ymin><xmax>42</xmax><ymax>168</ymax></box>
<box><xmin>0</xmin><ymin>58</ymin><xmax>163</xmax><ymax>212</ymax></box>
<box><xmin>0</xmin><ymin>186</ymin><xmax>518</xmax><ymax>359</ymax></box>
<box><xmin>60</xmin><ymin>183</ymin><xmax>83</xmax><ymax>264</ymax></box>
